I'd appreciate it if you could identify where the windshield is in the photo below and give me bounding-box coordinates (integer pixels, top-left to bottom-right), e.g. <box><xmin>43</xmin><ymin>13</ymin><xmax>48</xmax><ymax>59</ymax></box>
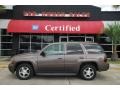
<box><xmin>84</xmin><ymin>44</ymin><xmax>104</xmax><ymax>54</ymax></box>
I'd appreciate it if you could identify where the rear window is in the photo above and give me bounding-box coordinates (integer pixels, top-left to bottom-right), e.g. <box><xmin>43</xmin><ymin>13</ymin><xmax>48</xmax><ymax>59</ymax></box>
<box><xmin>67</xmin><ymin>43</ymin><xmax>84</xmax><ymax>54</ymax></box>
<box><xmin>84</xmin><ymin>44</ymin><xmax>104</xmax><ymax>54</ymax></box>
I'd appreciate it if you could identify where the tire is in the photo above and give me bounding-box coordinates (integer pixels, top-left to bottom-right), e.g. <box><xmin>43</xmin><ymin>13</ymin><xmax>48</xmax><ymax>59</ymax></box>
<box><xmin>79</xmin><ymin>64</ymin><xmax>96</xmax><ymax>80</ymax></box>
<box><xmin>16</xmin><ymin>63</ymin><xmax>34</xmax><ymax>80</ymax></box>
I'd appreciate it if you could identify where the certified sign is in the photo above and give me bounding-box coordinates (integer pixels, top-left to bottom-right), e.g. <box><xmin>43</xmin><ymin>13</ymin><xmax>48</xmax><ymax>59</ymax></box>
<box><xmin>8</xmin><ymin>20</ymin><xmax>104</xmax><ymax>34</ymax></box>
<box><xmin>45</xmin><ymin>25</ymin><xmax>80</xmax><ymax>32</ymax></box>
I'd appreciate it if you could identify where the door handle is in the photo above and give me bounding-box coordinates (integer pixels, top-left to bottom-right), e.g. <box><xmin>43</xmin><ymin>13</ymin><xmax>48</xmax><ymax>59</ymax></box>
<box><xmin>58</xmin><ymin>58</ymin><xmax>63</xmax><ymax>59</ymax></box>
<box><xmin>80</xmin><ymin>57</ymin><xmax>84</xmax><ymax>59</ymax></box>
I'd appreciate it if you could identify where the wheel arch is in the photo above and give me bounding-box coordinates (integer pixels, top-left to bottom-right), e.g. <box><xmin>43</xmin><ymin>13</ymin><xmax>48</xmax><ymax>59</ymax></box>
<box><xmin>78</xmin><ymin>61</ymin><xmax>98</xmax><ymax>73</ymax></box>
<box><xmin>15</xmin><ymin>61</ymin><xmax>35</xmax><ymax>73</ymax></box>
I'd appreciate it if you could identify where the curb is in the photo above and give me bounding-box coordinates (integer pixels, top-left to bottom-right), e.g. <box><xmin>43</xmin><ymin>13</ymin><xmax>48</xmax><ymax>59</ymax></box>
<box><xmin>0</xmin><ymin>61</ymin><xmax>9</xmax><ymax>68</ymax></box>
<box><xmin>0</xmin><ymin>65</ymin><xmax>8</xmax><ymax>68</ymax></box>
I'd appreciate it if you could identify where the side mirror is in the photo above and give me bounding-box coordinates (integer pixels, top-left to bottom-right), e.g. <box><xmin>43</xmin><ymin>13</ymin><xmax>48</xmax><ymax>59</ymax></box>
<box><xmin>40</xmin><ymin>51</ymin><xmax>46</xmax><ymax>57</ymax></box>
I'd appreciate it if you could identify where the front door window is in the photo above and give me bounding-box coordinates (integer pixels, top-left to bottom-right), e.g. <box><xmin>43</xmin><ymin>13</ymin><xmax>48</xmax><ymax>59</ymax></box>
<box><xmin>43</xmin><ymin>43</ymin><xmax>65</xmax><ymax>55</ymax></box>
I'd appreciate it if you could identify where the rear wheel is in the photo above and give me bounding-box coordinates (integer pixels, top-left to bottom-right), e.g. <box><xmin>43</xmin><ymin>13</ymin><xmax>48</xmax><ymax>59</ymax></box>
<box><xmin>79</xmin><ymin>64</ymin><xmax>96</xmax><ymax>80</ymax></box>
<box><xmin>16</xmin><ymin>64</ymin><xmax>34</xmax><ymax>80</ymax></box>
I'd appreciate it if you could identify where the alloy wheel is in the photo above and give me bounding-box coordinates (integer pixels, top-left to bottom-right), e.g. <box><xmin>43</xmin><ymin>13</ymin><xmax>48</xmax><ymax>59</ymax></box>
<box><xmin>19</xmin><ymin>66</ymin><xmax>31</xmax><ymax>79</ymax></box>
<box><xmin>80</xmin><ymin>64</ymin><xmax>96</xmax><ymax>80</ymax></box>
<box><xmin>16</xmin><ymin>64</ymin><xmax>34</xmax><ymax>80</ymax></box>
<box><xmin>83</xmin><ymin>67</ymin><xmax>94</xmax><ymax>79</ymax></box>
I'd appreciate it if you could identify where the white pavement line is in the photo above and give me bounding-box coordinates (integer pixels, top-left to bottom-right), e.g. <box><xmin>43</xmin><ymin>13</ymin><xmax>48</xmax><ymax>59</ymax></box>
<box><xmin>65</xmin><ymin>77</ymin><xmax>71</xmax><ymax>85</ymax></box>
<box><xmin>68</xmin><ymin>77</ymin><xmax>71</xmax><ymax>85</ymax></box>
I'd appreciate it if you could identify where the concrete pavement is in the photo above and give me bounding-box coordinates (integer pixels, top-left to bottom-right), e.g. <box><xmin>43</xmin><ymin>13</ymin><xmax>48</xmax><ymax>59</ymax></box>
<box><xmin>0</xmin><ymin>64</ymin><xmax>120</xmax><ymax>85</ymax></box>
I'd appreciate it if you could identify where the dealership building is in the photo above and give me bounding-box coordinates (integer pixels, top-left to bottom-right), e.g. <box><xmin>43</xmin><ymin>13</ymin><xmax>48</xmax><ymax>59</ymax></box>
<box><xmin>0</xmin><ymin>5</ymin><xmax>120</xmax><ymax>58</ymax></box>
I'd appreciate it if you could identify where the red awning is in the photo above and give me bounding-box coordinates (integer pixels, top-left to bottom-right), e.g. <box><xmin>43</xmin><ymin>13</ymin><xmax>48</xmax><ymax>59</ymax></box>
<box><xmin>7</xmin><ymin>20</ymin><xmax>104</xmax><ymax>34</ymax></box>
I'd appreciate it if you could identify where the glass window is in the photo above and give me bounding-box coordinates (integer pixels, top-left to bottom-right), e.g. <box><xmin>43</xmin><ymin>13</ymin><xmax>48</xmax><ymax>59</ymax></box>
<box><xmin>31</xmin><ymin>43</ymin><xmax>41</xmax><ymax>50</ymax></box>
<box><xmin>20</xmin><ymin>43</ymin><xmax>30</xmax><ymax>49</ymax></box>
<box><xmin>67</xmin><ymin>43</ymin><xmax>83</xmax><ymax>54</ymax></box>
<box><xmin>1</xmin><ymin>43</ymin><xmax>12</xmax><ymax>49</ymax></box>
<box><xmin>101</xmin><ymin>45</ymin><xmax>112</xmax><ymax>51</ymax></box>
<box><xmin>42</xmin><ymin>35</ymin><xmax>54</xmax><ymax>43</ymax></box>
<box><xmin>69</xmin><ymin>37</ymin><xmax>85</xmax><ymax>42</ymax></box>
<box><xmin>41</xmin><ymin>43</ymin><xmax>49</xmax><ymax>49</ymax></box>
<box><xmin>19</xmin><ymin>49</ymin><xmax>30</xmax><ymax>53</ymax></box>
<box><xmin>0</xmin><ymin>29</ymin><xmax>11</xmax><ymax>35</ymax></box>
<box><xmin>1</xmin><ymin>29</ymin><xmax>7</xmax><ymax>35</ymax></box>
<box><xmin>1</xmin><ymin>36</ymin><xmax>12</xmax><ymax>42</ymax></box>
<box><xmin>105</xmin><ymin>52</ymin><xmax>112</xmax><ymax>58</ymax></box>
<box><xmin>98</xmin><ymin>37</ymin><xmax>112</xmax><ymax>44</ymax></box>
<box><xmin>86</xmin><ymin>37</ymin><xmax>94</xmax><ymax>42</ymax></box>
<box><xmin>19</xmin><ymin>50</ymin><xmax>25</xmax><ymax>54</ymax></box>
<box><xmin>43</xmin><ymin>44</ymin><xmax>64</xmax><ymax>55</ymax></box>
<box><xmin>31</xmin><ymin>35</ymin><xmax>41</xmax><ymax>42</ymax></box>
<box><xmin>117</xmin><ymin>52</ymin><xmax>120</xmax><ymax>58</ymax></box>
<box><xmin>54</xmin><ymin>34</ymin><xmax>59</xmax><ymax>42</ymax></box>
<box><xmin>60</xmin><ymin>37</ymin><xmax>68</xmax><ymax>42</ymax></box>
<box><xmin>84</xmin><ymin>44</ymin><xmax>104</xmax><ymax>54</ymax></box>
<box><xmin>0</xmin><ymin>50</ymin><xmax>12</xmax><ymax>56</ymax></box>
<box><xmin>20</xmin><ymin>35</ymin><xmax>30</xmax><ymax>42</ymax></box>
<box><xmin>117</xmin><ymin>45</ymin><xmax>120</xmax><ymax>51</ymax></box>
<box><xmin>0</xmin><ymin>29</ymin><xmax>13</xmax><ymax>56</ymax></box>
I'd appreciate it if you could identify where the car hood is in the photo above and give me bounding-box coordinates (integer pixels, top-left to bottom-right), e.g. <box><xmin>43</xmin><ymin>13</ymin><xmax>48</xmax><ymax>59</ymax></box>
<box><xmin>12</xmin><ymin>52</ymin><xmax>38</xmax><ymax>60</ymax></box>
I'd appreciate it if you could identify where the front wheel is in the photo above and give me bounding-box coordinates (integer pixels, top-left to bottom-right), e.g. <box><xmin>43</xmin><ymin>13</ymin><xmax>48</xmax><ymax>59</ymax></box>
<box><xmin>79</xmin><ymin>64</ymin><xmax>96</xmax><ymax>80</ymax></box>
<box><xmin>16</xmin><ymin>64</ymin><xmax>34</xmax><ymax>80</ymax></box>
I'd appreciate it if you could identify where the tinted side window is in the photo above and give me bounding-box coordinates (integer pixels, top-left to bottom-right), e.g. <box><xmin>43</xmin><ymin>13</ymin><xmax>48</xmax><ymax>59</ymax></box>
<box><xmin>84</xmin><ymin>44</ymin><xmax>104</xmax><ymax>54</ymax></box>
<box><xmin>67</xmin><ymin>43</ymin><xmax>84</xmax><ymax>54</ymax></box>
<box><xmin>44</xmin><ymin>44</ymin><xmax>64</xmax><ymax>55</ymax></box>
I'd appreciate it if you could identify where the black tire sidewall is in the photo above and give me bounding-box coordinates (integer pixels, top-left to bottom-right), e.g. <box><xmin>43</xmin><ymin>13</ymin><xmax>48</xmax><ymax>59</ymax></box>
<box><xmin>80</xmin><ymin>64</ymin><xmax>96</xmax><ymax>80</ymax></box>
<box><xmin>16</xmin><ymin>64</ymin><xmax>33</xmax><ymax>80</ymax></box>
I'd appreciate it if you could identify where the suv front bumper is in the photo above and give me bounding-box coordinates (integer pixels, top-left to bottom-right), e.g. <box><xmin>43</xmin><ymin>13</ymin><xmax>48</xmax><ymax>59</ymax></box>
<box><xmin>8</xmin><ymin>63</ymin><xmax>15</xmax><ymax>73</ymax></box>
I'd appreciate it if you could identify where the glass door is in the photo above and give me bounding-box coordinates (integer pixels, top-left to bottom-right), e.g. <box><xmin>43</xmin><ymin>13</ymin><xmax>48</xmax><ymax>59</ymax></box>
<box><xmin>85</xmin><ymin>36</ymin><xmax>94</xmax><ymax>42</ymax></box>
<box><xmin>59</xmin><ymin>36</ymin><xmax>68</xmax><ymax>42</ymax></box>
<box><xmin>69</xmin><ymin>36</ymin><xmax>85</xmax><ymax>42</ymax></box>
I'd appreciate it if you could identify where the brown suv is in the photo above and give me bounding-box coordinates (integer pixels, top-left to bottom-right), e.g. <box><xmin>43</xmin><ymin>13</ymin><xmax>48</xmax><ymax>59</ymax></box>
<box><xmin>8</xmin><ymin>42</ymin><xmax>109</xmax><ymax>80</ymax></box>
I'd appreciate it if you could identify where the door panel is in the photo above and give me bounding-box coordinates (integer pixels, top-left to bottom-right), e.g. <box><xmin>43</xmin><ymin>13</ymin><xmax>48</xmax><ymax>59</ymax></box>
<box><xmin>38</xmin><ymin>43</ymin><xmax>65</xmax><ymax>73</ymax></box>
<box><xmin>38</xmin><ymin>55</ymin><xmax>64</xmax><ymax>73</ymax></box>
<box><xmin>65</xmin><ymin>55</ymin><xmax>80</xmax><ymax>73</ymax></box>
<box><xmin>65</xmin><ymin>43</ymin><xmax>85</xmax><ymax>73</ymax></box>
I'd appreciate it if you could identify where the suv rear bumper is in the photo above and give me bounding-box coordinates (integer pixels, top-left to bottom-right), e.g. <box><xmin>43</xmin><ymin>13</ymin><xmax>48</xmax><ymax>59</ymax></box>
<box><xmin>98</xmin><ymin>63</ymin><xmax>109</xmax><ymax>71</ymax></box>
